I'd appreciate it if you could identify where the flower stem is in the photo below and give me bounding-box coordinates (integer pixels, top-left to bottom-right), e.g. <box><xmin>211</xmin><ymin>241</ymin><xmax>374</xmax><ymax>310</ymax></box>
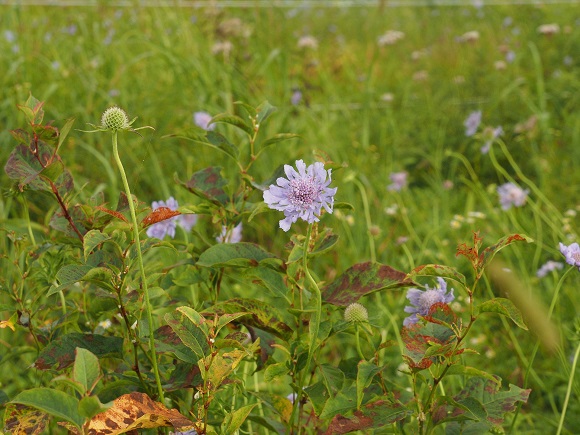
<box><xmin>556</xmin><ymin>338</ymin><xmax>580</xmax><ymax>435</ymax></box>
<box><xmin>291</xmin><ymin>223</ymin><xmax>322</xmax><ymax>433</ymax></box>
<box><xmin>111</xmin><ymin>131</ymin><xmax>164</xmax><ymax>402</ymax></box>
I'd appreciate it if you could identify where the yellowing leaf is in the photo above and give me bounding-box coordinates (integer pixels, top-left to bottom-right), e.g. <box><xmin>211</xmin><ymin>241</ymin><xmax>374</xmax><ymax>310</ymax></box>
<box><xmin>3</xmin><ymin>403</ymin><xmax>48</xmax><ymax>435</ymax></box>
<box><xmin>80</xmin><ymin>392</ymin><xmax>194</xmax><ymax>435</ymax></box>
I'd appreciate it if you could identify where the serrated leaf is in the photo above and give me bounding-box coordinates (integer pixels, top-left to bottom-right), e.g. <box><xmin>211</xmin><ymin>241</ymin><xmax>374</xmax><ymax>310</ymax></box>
<box><xmin>33</xmin><ymin>333</ymin><xmax>123</xmax><ymax>370</ymax></box>
<box><xmin>197</xmin><ymin>242</ymin><xmax>280</xmax><ymax>269</ymax></box>
<box><xmin>83</xmin><ymin>230</ymin><xmax>111</xmax><ymax>262</ymax></box>
<box><xmin>481</xmin><ymin>234</ymin><xmax>533</xmax><ymax>270</ymax></box>
<box><xmin>322</xmin><ymin>262</ymin><xmax>415</xmax><ymax>306</ymax></box>
<box><xmin>73</xmin><ymin>348</ymin><xmax>100</xmax><ymax>394</ymax></box>
<box><xmin>10</xmin><ymin>388</ymin><xmax>83</xmax><ymax>430</ymax></box>
<box><xmin>477</xmin><ymin>297</ymin><xmax>528</xmax><ymax>330</ymax></box>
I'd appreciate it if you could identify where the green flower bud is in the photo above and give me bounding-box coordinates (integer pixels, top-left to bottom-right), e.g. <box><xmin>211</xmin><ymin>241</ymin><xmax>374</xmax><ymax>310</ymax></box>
<box><xmin>101</xmin><ymin>106</ymin><xmax>130</xmax><ymax>131</ymax></box>
<box><xmin>344</xmin><ymin>302</ymin><xmax>368</xmax><ymax>323</ymax></box>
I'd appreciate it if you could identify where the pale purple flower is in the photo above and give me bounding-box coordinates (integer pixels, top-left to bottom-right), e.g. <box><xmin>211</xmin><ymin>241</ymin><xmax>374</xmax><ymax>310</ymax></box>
<box><xmin>497</xmin><ymin>182</ymin><xmax>529</xmax><ymax>210</ymax></box>
<box><xmin>464</xmin><ymin>110</ymin><xmax>482</xmax><ymax>137</ymax></box>
<box><xmin>263</xmin><ymin>160</ymin><xmax>337</xmax><ymax>232</ymax></box>
<box><xmin>193</xmin><ymin>111</ymin><xmax>215</xmax><ymax>131</ymax></box>
<box><xmin>291</xmin><ymin>89</ymin><xmax>303</xmax><ymax>106</ymax></box>
<box><xmin>536</xmin><ymin>260</ymin><xmax>564</xmax><ymax>278</ymax></box>
<box><xmin>387</xmin><ymin>171</ymin><xmax>408</xmax><ymax>192</ymax></box>
<box><xmin>146</xmin><ymin>197</ymin><xmax>198</xmax><ymax>239</ymax></box>
<box><xmin>506</xmin><ymin>51</ymin><xmax>516</xmax><ymax>63</ymax></box>
<box><xmin>480</xmin><ymin>126</ymin><xmax>503</xmax><ymax>154</ymax></box>
<box><xmin>559</xmin><ymin>242</ymin><xmax>580</xmax><ymax>270</ymax></box>
<box><xmin>403</xmin><ymin>277</ymin><xmax>455</xmax><ymax>327</ymax></box>
<box><xmin>217</xmin><ymin>223</ymin><xmax>243</xmax><ymax>243</ymax></box>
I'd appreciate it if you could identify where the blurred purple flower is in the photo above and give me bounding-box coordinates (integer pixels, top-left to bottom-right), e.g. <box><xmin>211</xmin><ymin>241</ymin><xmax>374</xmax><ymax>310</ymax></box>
<box><xmin>536</xmin><ymin>260</ymin><xmax>564</xmax><ymax>278</ymax></box>
<box><xmin>291</xmin><ymin>89</ymin><xmax>303</xmax><ymax>106</ymax></box>
<box><xmin>193</xmin><ymin>111</ymin><xmax>215</xmax><ymax>131</ymax></box>
<box><xmin>146</xmin><ymin>197</ymin><xmax>198</xmax><ymax>239</ymax></box>
<box><xmin>403</xmin><ymin>277</ymin><xmax>455</xmax><ymax>327</ymax></box>
<box><xmin>4</xmin><ymin>30</ymin><xmax>15</xmax><ymax>43</ymax></box>
<box><xmin>263</xmin><ymin>159</ymin><xmax>337</xmax><ymax>232</ymax></box>
<box><xmin>559</xmin><ymin>242</ymin><xmax>580</xmax><ymax>270</ymax></box>
<box><xmin>217</xmin><ymin>223</ymin><xmax>243</xmax><ymax>243</ymax></box>
<box><xmin>464</xmin><ymin>110</ymin><xmax>482</xmax><ymax>137</ymax></box>
<box><xmin>497</xmin><ymin>182</ymin><xmax>529</xmax><ymax>210</ymax></box>
<box><xmin>387</xmin><ymin>171</ymin><xmax>408</xmax><ymax>192</ymax></box>
<box><xmin>506</xmin><ymin>50</ymin><xmax>516</xmax><ymax>63</ymax></box>
<box><xmin>480</xmin><ymin>126</ymin><xmax>503</xmax><ymax>154</ymax></box>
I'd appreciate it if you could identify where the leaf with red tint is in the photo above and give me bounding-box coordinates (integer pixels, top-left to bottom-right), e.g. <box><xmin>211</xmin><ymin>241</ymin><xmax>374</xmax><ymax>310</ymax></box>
<box><xmin>180</xmin><ymin>166</ymin><xmax>229</xmax><ymax>205</ymax></box>
<box><xmin>324</xmin><ymin>399</ymin><xmax>411</xmax><ymax>434</ymax></box>
<box><xmin>481</xmin><ymin>233</ymin><xmax>533</xmax><ymax>269</ymax></box>
<box><xmin>94</xmin><ymin>206</ymin><xmax>129</xmax><ymax>223</ymax></box>
<box><xmin>3</xmin><ymin>403</ymin><xmax>48</xmax><ymax>435</ymax></box>
<box><xmin>456</xmin><ymin>231</ymin><xmax>484</xmax><ymax>271</ymax></box>
<box><xmin>322</xmin><ymin>262</ymin><xmax>415</xmax><ymax>306</ymax></box>
<box><xmin>141</xmin><ymin>207</ymin><xmax>181</xmax><ymax>228</ymax></box>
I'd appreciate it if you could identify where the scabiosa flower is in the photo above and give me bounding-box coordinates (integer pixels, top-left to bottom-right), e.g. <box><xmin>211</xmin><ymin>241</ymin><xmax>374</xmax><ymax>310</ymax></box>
<box><xmin>344</xmin><ymin>303</ymin><xmax>369</xmax><ymax>323</ymax></box>
<box><xmin>217</xmin><ymin>223</ymin><xmax>243</xmax><ymax>243</ymax></box>
<box><xmin>193</xmin><ymin>111</ymin><xmax>215</xmax><ymax>131</ymax></box>
<box><xmin>497</xmin><ymin>182</ymin><xmax>529</xmax><ymax>210</ymax></box>
<box><xmin>559</xmin><ymin>242</ymin><xmax>580</xmax><ymax>270</ymax></box>
<box><xmin>536</xmin><ymin>260</ymin><xmax>564</xmax><ymax>278</ymax></box>
<box><xmin>387</xmin><ymin>171</ymin><xmax>408</xmax><ymax>192</ymax></box>
<box><xmin>464</xmin><ymin>110</ymin><xmax>482</xmax><ymax>137</ymax></box>
<box><xmin>403</xmin><ymin>277</ymin><xmax>455</xmax><ymax>327</ymax></box>
<box><xmin>263</xmin><ymin>160</ymin><xmax>337</xmax><ymax>232</ymax></box>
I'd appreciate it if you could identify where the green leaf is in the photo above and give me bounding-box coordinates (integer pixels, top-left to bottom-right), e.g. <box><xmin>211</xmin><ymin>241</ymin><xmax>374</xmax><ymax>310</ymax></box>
<box><xmin>244</xmin><ymin>267</ymin><xmax>289</xmax><ymax>300</ymax></box>
<box><xmin>83</xmin><ymin>230</ymin><xmax>111</xmax><ymax>262</ymax></box>
<box><xmin>264</xmin><ymin>362</ymin><xmax>289</xmax><ymax>382</ymax></box>
<box><xmin>10</xmin><ymin>388</ymin><xmax>83</xmax><ymax>430</ymax></box>
<box><xmin>215</xmin><ymin>312</ymin><xmax>251</xmax><ymax>335</ymax></box>
<box><xmin>167</xmin><ymin>129</ymin><xmax>239</xmax><ymax>160</ymax></box>
<box><xmin>179</xmin><ymin>166</ymin><xmax>229</xmax><ymax>206</ymax></box>
<box><xmin>154</xmin><ymin>325</ymin><xmax>199</xmax><ymax>364</ymax></box>
<box><xmin>222</xmin><ymin>403</ymin><xmax>257</xmax><ymax>434</ymax></box>
<box><xmin>73</xmin><ymin>348</ymin><xmax>100</xmax><ymax>394</ymax></box>
<box><xmin>356</xmin><ymin>361</ymin><xmax>382</xmax><ymax>409</ymax></box>
<box><xmin>33</xmin><ymin>333</ymin><xmax>123</xmax><ymax>370</ymax></box>
<box><xmin>78</xmin><ymin>395</ymin><xmax>111</xmax><ymax>420</ymax></box>
<box><xmin>211</xmin><ymin>113</ymin><xmax>253</xmax><ymax>135</ymax></box>
<box><xmin>477</xmin><ymin>297</ymin><xmax>528</xmax><ymax>330</ymax></box>
<box><xmin>164</xmin><ymin>309</ymin><xmax>210</xmax><ymax>359</ymax></box>
<box><xmin>255</xmin><ymin>100</ymin><xmax>277</xmax><ymax>124</ymax></box>
<box><xmin>303</xmin><ymin>382</ymin><xmax>329</xmax><ymax>416</ymax></box>
<box><xmin>322</xmin><ymin>262</ymin><xmax>415</xmax><ymax>306</ymax></box>
<box><xmin>310</xmin><ymin>228</ymin><xmax>339</xmax><ymax>256</ymax></box>
<box><xmin>407</xmin><ymin>264</ymin><xmax>467</xmax><ymax>289</ymax></box>
<box><xmin>319</xmin><ymin>384</ymin><xmax>357</xmax><ymax>419</ymax></box>
<box><xmin>445</xmin><ymin>364</ymin><xmax>500</xmax><ymax>385</ymax></box>
<box><xmin>197</xmin><ymin>242</ymin><xmax>280</xmax><ymax>269</ymax></box>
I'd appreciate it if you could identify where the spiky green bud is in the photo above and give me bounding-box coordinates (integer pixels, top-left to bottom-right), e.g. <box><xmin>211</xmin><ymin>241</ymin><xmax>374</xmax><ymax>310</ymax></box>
<box><xmin>344</xmin><ymin>302</ymin><xmax>368</xmax><ymax>323</ymax></box>
<box><xmin>101</xmin><ymin>106</ymin><xmax>130</xmax><ymax>131</ymax></box>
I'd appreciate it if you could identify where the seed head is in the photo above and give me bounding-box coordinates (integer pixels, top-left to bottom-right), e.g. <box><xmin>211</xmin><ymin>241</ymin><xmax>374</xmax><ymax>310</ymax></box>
<box><xmin>101</xmin><ymin>106</ymin><xmax>131</xmax><ymax>131</ymax></box>
<box><xmin>344</xmin><ymin>303</ymin><xmax>369</xmax><ymax>323</ymax></box>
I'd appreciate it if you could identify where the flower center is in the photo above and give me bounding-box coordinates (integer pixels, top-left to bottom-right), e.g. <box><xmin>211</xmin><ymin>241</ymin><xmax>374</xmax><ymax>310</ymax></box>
<box><xmin>289</xmin><ymin>177</ymin><xmax>317</xmax><ymax>206</ymax></box>
<box><xmin>572</xmin><ymin>252</ymin><xmax>580</xmax><ymax>264</ymax></box>
<box><xmin>418</xmin><ymin>289</ymin><xmax>441</xmax><ymax>313</ymax></box>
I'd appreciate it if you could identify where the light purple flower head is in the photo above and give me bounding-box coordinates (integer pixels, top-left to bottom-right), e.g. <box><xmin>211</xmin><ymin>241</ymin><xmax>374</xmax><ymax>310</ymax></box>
<box><xmin>497</xmin><ymin>182</ymin><xmax>529</xmax><ymax>210</ymax></box>
<box><xmin>146</xmin><ymin>197</ymin><xmax>198</xmax><ymax>239</ymax></box>
<box><xmin>263</xmin><ymin>160</ymin><xmax>337</xmax><ymax>232</ymax></box>
<box><xmin>536</xmin><ymin>260</ymin><xmax>564</xmax><ymax>278</ymax></box>
<box><xmin>217</xmin><ymin>223</ymin><xmax>243</xmax><ymax>243</ymax></box>
<box><xmin>291</xmin><ymin>89</ymin><xmax>303</xmax><ymax>106</ymax></box>
<box><xmin>387</xmin><ymin>171</ymin><xmax>408</xmax><ymax>192</ymax></box>
<box><xmin>480</xmin><ymin>126</ymin><xmax>503</xmax><ymax>154</ymax></box>
<box><xmin>403</xmin><ymin>277</ymin><xmax>455</xmax><ymax>327</ymax></box>
<box><xmin>559</xmin><ymin>242</ymin><xmax>580</xmax><ymax>270</ymax></box>
<box><xmin>193</xmin><ymin>111</ymin><xmax>215</xmax><ymax>131</ymax></box>
<box><xmin>464</xmin><ymin>110</ymin><xmax>482</xmax><ymax>137</ymax></box>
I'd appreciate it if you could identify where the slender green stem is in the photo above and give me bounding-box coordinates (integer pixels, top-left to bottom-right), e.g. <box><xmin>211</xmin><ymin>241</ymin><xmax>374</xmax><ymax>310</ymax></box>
<box><xmin>556</xmin><ymin>339</ymin><xmax>580</xmax><ymax>435</ymax></box>
<box><xmin>355</xmin><ymin>325</ymin><xmax>366</xmax><ymax>361</ymax></box>
<box><xmin>291</xmin><ymin>224</ymin><xmax>322</xmax><ymax>433</ymax></box>
<box><xmin>353</xmin><ymin>177</ymin><xmax>376</xmax><ymax>263</ymax></box>
<box><xmin>111</xmin><ymin>131</ymin><xmax>164</xmax><ymax>402</ymax></box>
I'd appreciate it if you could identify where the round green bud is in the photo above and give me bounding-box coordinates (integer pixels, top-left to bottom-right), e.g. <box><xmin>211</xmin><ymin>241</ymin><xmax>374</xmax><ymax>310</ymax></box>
<box><xmin>101</xmin><ymin>106</ymin><xmax>130</xmax><ymax>131</ymax></box>
<box><xmin>344</xmin><ymin>302</ymin><xmax>368</xmax><ymax>323</ymax></box>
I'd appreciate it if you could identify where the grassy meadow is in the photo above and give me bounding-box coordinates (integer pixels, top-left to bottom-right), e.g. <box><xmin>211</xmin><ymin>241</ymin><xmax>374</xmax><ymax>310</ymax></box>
<box><xmin>1</xmin><ymin>1</ymin><xmax>580</xmax><ymax>433</ymax></box>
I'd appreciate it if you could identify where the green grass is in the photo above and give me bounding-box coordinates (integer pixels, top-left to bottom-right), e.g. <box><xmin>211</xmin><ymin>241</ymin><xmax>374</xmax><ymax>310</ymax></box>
<box><xmin>1</xmin><ymin>1</ymin><xmax>580</xmax><ymax>433</ymax></box>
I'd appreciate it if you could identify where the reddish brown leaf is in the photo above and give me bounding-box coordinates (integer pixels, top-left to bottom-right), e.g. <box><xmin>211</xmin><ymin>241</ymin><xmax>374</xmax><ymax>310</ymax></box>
<box><xmin>4</xmin><ymin>403</ymin><xmax>48</xmax><ymax>435</ymax></box>
<box><xmin>141</xmin><ymin>207</ymin><xmax>181</xmax><ymax>227</ymax></box>
<box><xmin>95</xmin><ymin>206</ymin><xmax>129</xmax><ymax>223</ymax></box>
